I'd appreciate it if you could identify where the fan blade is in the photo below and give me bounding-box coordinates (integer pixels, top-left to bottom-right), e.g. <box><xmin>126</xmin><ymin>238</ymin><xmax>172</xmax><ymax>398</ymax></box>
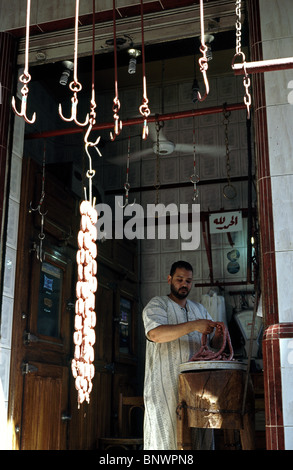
<box><xmin>106</xmin><ymin>147</ymin><xmax>154</xmax><ymax>165</ymax></box>
<box><xmin>175</xmin><ymin>143</ymin><xmax>225</xmax><ymax>157</ymax></box>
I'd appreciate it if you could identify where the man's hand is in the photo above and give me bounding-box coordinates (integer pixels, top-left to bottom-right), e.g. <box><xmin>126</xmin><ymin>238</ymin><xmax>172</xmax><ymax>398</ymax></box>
<box><xmin>210</xmin><ymin>321</ymin><xmax>225</xmax><ymax>349</ymax></box>
<box><xmin>192</xmin><ymin>319</ymin><xmax>217</xmax><ymax>335</ymax></box>
<box><xmin>147</xmin><ymin>319</ymin><xmax>218</xmax><ymax>343</ymax></box>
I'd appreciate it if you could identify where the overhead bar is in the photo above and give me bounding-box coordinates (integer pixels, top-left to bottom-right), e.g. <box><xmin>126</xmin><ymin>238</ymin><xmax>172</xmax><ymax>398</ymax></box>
<box><xmin>25</xmin><ymin>102</ymin><xmax>246</xmax><ymax>140</ymax></box>
<box><xmin>233</xmin><ymin>57</ymin><xmax>293</xmax><ymax>75</ymax></box>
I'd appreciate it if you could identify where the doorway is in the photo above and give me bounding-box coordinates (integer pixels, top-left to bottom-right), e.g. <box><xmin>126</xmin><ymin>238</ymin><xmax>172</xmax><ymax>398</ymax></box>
<box><xmin>8</xmin><ymin>157</ymin><xmax>140</xmax><ymax>449</ymax></box>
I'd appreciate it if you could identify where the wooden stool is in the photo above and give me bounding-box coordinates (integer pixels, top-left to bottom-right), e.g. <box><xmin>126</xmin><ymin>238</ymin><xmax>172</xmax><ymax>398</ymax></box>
<box><xmin>177</xmin><ymin>368</ymin><xmax>255</xmax><ymax>450</ymax></box>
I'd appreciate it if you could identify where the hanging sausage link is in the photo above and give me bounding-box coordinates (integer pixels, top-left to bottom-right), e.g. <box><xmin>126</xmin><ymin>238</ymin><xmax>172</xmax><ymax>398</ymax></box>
<box><xmin>72</xmin><ymin>200</ymin><xmax>98</xmax><ymax>407</ymax></box>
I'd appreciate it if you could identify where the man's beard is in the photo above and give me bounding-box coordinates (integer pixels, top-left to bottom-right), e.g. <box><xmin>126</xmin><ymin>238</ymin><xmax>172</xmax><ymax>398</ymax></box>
<box><xmin>170</xmin><ymin>283</ymin><xmax>190</xmax><ymax>299</ymax></box>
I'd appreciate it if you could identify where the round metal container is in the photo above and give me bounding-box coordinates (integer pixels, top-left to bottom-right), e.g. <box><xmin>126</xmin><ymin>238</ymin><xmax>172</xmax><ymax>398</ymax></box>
<box><xmin>179</xmin><ymin>360</ymin><xmax>247</xmax><ymax>373</ymax></box>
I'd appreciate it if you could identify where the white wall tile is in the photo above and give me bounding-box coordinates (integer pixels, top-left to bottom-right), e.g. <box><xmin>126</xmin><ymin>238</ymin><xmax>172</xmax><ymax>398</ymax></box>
<box><xmin>271</xmin><ymin>175</ymin><xmax>293</xmax><ymax>252</ymax></box>
<box><xmin>6</xmin><ymin>199</ymin><xmax>20</xmax><ymax>250</ymax></box>
<box><xmin>267</xmin><ymin>105</ymin><xmax>293</xmax><ymax>177</ymax></box>
<box><xmin>0</xmin><ymin>347</ymin><xmax>11</xmax><ymax>402</ymax></box>
<box><xmin>259</xmin><ymin>0</ymin><xmax>293</xmax><ymax>41</ymax></box>
<box><xmin>281</xmin><ymin>362</ymin><xmax>293</xmax><ymax>427</ymax></box>
<box><xmin>2</xmin><ymin>247</ymin><xmax>17</xmax><ymax>299</ymax></box>
<box><xmin>141</xmin><ymin>254</ymin><xmax>161</xmax><ymax>282</ymax></box>
<box><xmin>9</xmin><ymin>153</ymin><xmax>22</xmax><ymax>203</ymax></box>
<box><xmin>280</xmin><ymin>338</ymin><xmax>293</xmax><ymax>369</ymax></box>
<box><xmin>275</xmin><ymin>251</ymin><xmax>293</xmax><ymax>323</ymax></box>
<box><xmin>284</xmin><ymin>427</ymin><xmax>293</xmax><ymax>451</ymax></box>
<box><xmin>0</xmin><ymin>297</ymin><xmax>13</xmax><ymax>348</ymax></box>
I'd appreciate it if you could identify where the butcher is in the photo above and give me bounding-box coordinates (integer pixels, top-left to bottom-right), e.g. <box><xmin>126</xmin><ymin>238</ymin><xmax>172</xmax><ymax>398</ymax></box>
<box><xmin>142</xmin><ymin>260</ymin><xmax>224</xmax><ymax>450</ymax></box>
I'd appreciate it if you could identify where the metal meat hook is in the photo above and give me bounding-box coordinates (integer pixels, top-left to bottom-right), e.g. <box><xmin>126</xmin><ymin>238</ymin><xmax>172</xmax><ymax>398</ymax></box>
<box><xmin>84</xmin><ymin>123</ymin><xmax>102</xmax><ymax>159</ymax></box>
<box><xmin>12</xmin><ymin>79</ymin><xmax>36</xmax><ymax>124</ymax></box>
<box><xmin>59</xmin><ymin>85</ymin><xmax>89</xmax><ymax>127</ymax></box>
<box><xmin>197</xmin><ymin>46</ymin><xmax>210</xmax><ymax>102</ymax></box>
<box><xmin>29</xmin><ymin>195</ymin><xmax>48</xmax><ymax>217</ymax></box>
<box><xmin>118</xmin><ymin>182</ymin><xmax>136</xmax><ymax>208</ymax></box>
<box><xmin>110</xmin><ymin>96</ymin><xmax>123</xmax><ymax>141</ymax></box>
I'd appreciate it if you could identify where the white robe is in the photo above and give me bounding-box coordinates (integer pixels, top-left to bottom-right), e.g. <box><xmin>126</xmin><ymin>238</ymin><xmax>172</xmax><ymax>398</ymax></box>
<box><xmin>142</xmin><ymin>295</ymin><xmax>214</xmax><ymax>450</ymax></box>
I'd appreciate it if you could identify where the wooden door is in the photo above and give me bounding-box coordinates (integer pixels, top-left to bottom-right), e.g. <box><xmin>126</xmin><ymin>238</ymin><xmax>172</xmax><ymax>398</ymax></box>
<box><xmin>8</xmin><ymin>157</ymin><xmax>140</xmax><ymax>449</ymax></box>
<box><xmin>8</xmin><ymin>157</ymin><xmax>79</xmax><ymax>450</ymax></box>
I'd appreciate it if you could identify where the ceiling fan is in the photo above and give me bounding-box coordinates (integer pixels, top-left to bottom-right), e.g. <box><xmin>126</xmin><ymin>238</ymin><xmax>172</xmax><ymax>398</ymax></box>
<box><xmin>107</xmin><ymin>119</ymin><xmax>223</xmax><ymax>165</ymax></box>
<box><xmin>147</xmin><ymin>120</ymin><xmax>222</xmax><ymax>157</ymax></box>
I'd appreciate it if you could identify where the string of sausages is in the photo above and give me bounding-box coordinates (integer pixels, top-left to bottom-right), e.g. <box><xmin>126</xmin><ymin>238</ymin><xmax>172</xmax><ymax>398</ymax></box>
<box><xmin>189</xmin><ymin>323</ymin><xmax>234</xmax><ymax>362</ymax></box>
<box><xmin>72</xmin><ymin>200</ymin><xmax>98</xmax><ymax>407</ymax></box>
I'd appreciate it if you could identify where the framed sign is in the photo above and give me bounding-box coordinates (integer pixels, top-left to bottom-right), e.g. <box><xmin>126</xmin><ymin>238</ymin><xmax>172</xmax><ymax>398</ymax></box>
<box><xmin>119</xmin><ymin>297</ymin><xmax>132</xmax><ymax>354</ymax></box>
<box><xmin>209</xmin><ymin>211</ymin><xmax>242</xmax><ymax>234</ymax></box>
<box><xmin>37</xmin><ymin>261</ymin><xmax>63</xmax><ymax>338</ymax></box>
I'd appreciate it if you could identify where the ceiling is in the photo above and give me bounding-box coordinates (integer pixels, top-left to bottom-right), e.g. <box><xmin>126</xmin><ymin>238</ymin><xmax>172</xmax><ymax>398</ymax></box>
<box><xmin>14</xmin><ymin>0</ymin><xmax>248</xmax><ymax>67</ymax></box>
<box><xmin>18</xmin><ymin>0</ymin><xmax>249</xmax><ymax>198</ymax></box>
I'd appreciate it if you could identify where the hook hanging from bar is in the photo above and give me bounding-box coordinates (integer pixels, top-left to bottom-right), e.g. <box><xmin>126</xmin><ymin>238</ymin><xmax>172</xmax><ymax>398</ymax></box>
<box><xmin>83</xmin><ymin>131</ymin><xmax>96</xmax><ymax>206</ymax></box>
<box><xmin>110</xmin><ymin>0</ymin><xmax>123</xmax><ymax>141</ymax></box>
<box><xmin>190</xmin><ymin>116</ymin><xmax>200</xmax><ymax>201</ymax></box>
<box><xmin>119</xmin><ymin>136</ymin><xmax>136</xmax><ymax>208</ymax></box>
<box><xmin>84</xmin><ymin>94</ymin><xmax>102</xmax><ymax>160</ymax></box>
<box><xmin>139</xmin><ymin>0</ymin><xmax>151</xmax><ymax>139</ymax></box>
<box><xmin>222</xmin><ymin>104</ymin><xmax>237</xmax><ymax>199</ymax></box>
<box><xmin>29</xmin><ymin>143</ymin><xmax>48</xmax><ymax>262</ymax></box>
<box><xmin>59</xmin><ymin>0</ymin><xmax>89</xmax><ymax>127</ymax></box>
<box><xmin>231</xmin><ymin>0</ymin><xmax>251</xmax><ymax>118</ymax></box>
<box><xmin>84</xmin><ymin>0</ymin><xmax>102</xmax><ymax>159</ymax></box>
<box><xmin>197</xmin><ymin>0</ymin><xmax>210</xmax><ymax>102</ymax></box>
<box><xmin>11</xmin><ymin>0</ymin><xmax>36</xmax><ymax>124</ymax></box>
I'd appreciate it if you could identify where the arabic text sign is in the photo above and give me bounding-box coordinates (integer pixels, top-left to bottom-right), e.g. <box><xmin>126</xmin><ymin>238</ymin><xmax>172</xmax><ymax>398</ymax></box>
<box><xmin>209</xmin><ymin>211</ymin><xmax>242</xmax><ymax>234</ymax></box>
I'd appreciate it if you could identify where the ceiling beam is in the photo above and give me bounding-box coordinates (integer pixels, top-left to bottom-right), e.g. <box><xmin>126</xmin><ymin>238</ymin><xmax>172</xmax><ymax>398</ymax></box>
<box><xmin>14</xmin><ymin>0</ymin><xmax>244</xmax><ymax>67</ymax></box>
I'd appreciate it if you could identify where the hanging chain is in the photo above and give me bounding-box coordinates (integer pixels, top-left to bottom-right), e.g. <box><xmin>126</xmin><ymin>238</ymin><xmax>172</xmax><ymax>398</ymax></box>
<box><xmin>110</xmin><ymin>0</ymin><xmax>122</xmax><ymax>140</ymax></box>
<box><xmin>222</xmin><ymin>107</ymin><xmax>237</xmax><ymax>200</ymax></box>
<box><xmin>29</xmin><ymin>144</ymin><xmax>48</xmax><ymax>262</ymax></box>
<box><xmin>190</xmin><ymin>116</ymin><xmax>200</xmax><ymax>200</ymax></box>
<box><xmin>232</xmin><ymin>0</ymin><xmax>251</xmax><ymax>118</ymax></box>
<box><xmin>197</xmin><ymin>0</ymin><xmax>209</xmax><ymax>101</ymax></box>
<box><xmin>235</xmin><ymin>0</ymin><xmax>242</xmax><ymax>56</ymax></box>
<box><xmin>119</xmin><ymin>136</ymin><xmax>136</xmax><ymax>208</ymax></box>
<box><xmin>139</xmin><ymin>0</ymin><xmax>151</xmax><ymax>139</ymax></box>
<box><xmin>84</xmin><ymin>0</ymin><xmax>102</xmax><ymax>205</ymax></box>
<box><xmin>154</xmin><ymin>121</ymin><xmax>161</xmax><ymax>204</ymax></box>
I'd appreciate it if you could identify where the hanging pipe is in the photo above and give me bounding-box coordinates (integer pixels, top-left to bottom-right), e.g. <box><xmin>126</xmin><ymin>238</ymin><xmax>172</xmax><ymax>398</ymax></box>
<box><xmin>139</xmin><ymin>0</ymin><xmax>151</xmax><ymax>139</ymax></box>
<box><xmin>25</xmin><ymin>103</ymin><xmax>246</xmax><ymax>140</ymax></box>
<box><xmin>110</xmin><ymin>0</ymin><xmax>122</xmax><ymax>140</ymax></box>
<box><xmin>12</xmin><ymin>0</ymin><xmax>36</xmax><ymax>124</ymax></box>
<box><xmin>233</xmin><ymin>57</ymin><xmax>293</xmax><ymax>75</ymax></box>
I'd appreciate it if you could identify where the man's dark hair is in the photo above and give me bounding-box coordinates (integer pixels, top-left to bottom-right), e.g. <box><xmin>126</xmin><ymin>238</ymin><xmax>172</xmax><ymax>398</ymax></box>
<box><xmin>170</xmin><ymin>261</ymin><xmax>193</xmax><ymax>277</ymax></box>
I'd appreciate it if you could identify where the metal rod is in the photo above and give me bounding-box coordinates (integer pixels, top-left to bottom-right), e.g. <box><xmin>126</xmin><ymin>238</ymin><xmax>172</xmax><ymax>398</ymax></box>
<box><xmin>233</xmin><ymin>57</ymin><xmax>293</xmax><ymax>75</ymax></box>
<box><xmin>25</xmin><ymin>103</ymin><xmax>246</xmax><ymax>140</ymax></box>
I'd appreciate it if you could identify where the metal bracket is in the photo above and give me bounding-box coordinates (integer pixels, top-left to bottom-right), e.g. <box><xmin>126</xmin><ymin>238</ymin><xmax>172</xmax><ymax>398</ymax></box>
<box><xmin>21</xmin><ymin>362</ymin><xmax>38</xmax><ymax>375</ymax></box>
<box><xmin>23</xmin><ymin>331</ymin><xmax>39</xmax><ymax>345</ymax></box>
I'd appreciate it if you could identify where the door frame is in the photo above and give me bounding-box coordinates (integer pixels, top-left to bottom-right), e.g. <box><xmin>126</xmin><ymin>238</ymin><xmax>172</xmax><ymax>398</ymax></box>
<box><xmin>7</xmin><ymin>157</ymin><xmax>78</xmax><ymax>449</ymax></box>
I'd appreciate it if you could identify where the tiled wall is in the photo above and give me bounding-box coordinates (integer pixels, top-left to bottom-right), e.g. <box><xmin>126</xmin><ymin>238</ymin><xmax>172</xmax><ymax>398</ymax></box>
<box><xmin>259</xmin><ymin>0</ymin><xmax>293</xmax><ymax>449</ymax></box>
<box><xmin>0</xmin><ymin>114</ymin><xmax>24</xmax><ymax>449</ymax></box>
<box><xmin>97</xmin><ymin>72</ymin><xmax>256</xmax><ymax>392</ymax></box>
<box><xmin>100</xmin><ymin>73</ymin><xmax>254</xmax><ymax>310</ymax></box>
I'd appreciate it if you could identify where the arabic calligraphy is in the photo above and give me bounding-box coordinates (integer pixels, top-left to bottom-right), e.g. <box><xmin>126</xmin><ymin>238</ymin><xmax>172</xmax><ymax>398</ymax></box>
<box><xmin>209</xmin><ymin>211</ymin><xmax>242</xmax><ymax>234</ymax></box>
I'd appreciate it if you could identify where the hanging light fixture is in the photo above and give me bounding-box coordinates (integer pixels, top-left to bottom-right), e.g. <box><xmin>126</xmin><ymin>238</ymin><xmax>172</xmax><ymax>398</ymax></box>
<box><xmin>191</xmin><ymin>77</ymin><xmax>200</xmax><ymax>104</ymax></box>
<box><xmin>59</xmin><ymin>60</ymin><xmax>74</xmax><ymax>86</ymax></box>
<box><xmin>204</xmin><ymin>34</ymin><xmax>214</xmax><ymax>61</ymax></box>
<box><xmin>127</xmin><ymin>47</ymin><xmax>141</xmax><ymax>74</ymax></box>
